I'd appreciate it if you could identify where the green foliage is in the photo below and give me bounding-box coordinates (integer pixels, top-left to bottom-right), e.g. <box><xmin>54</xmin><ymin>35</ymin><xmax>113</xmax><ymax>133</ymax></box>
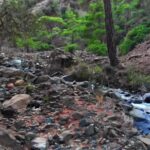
<box><xmin>119</xmin><ymin>24</ymin><xmax>150</xmax><ymax>54</ymax></box>
<box><xmin>1</xmin><ymin>0</ymin><xmax>150</xmax><ymax>55</ymax></box>
<box><xmin>38</xmin><ymin>16</ymin><xmax>65</xmax><ymax>25</ymax></box>
<box><xmin>65</xmin><ymin>43</ymin><xmax>79</xmax><ymax>52</ymax></box>
<box><xmin>16</xmin><ymin>37</ymin><xmax>50</xmax><ymax>50</ymax></box>
<box><xmin>87</xmin><ymin>41</ymin><xmax>107</xmax><ymax>56</ymax></box>
<box><xmin>72</xmin><ymin>63</ymin><xmax>103</xmax><ymax>81</ymax></box>
<box><xmin>89</xmin><ymin>65</ymin><xmax>103</xmax><ymax>74</ymax></box>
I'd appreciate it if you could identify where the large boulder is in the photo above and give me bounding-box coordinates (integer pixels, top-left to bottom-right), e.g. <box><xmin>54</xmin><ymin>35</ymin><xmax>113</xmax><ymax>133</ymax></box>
<box><xmin>3</xmin><ymin>94</ymin><xmax>32</xmax><ymax>113</ymax></box>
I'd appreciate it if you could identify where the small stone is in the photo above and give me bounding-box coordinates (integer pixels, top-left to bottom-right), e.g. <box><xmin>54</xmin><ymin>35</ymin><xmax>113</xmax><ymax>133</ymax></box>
<box><xmin>6</xmin><ymin>83</ymin><xmax>14</xmax><ymax>90</ymax></box>
<box><xmin>138</xmin><ymin>136</ymin><xmax>150</xmax><ymax>145</ymax></box>
<box><xmin>59</xmin><ymin>116</ymin><xmax>69</xmax><ymax>125</ymax></box>
<box><xmin>27</xmin><ymin>101</ymin><xmax>41</xmax><ymax>108</ymax></box>
<box><xmin>52</xmin><ymin>134</ymin><xmax>62</xmax><ymax>144</ymax></box>
<box><xmin>14</xmin><ymin>120</ymin><xmax>25</xmax><ymax>129</ymax></box>
<box><xmin>26</xmin><ymin>84</ymin><xmax>35</xmax><ymax>93</ymax></box>
<box><xmin>32</xmin><ymin>137</ymin><xmax>48</xmax><ymax>150</ymax></box>
<box><xmin>84</xmin><ymin>124</ymin><xmax>95</xmax><ymax>136</ymax></box>
<box><xmin>79</xmin><ymin>118</ymin><xmax>91</xmax><ymax>127</ymax></box>
<box><xmin>61</xmin><ymin>130</ymin><xmax>73</xmax><ymax>143</ymax></box>
<box><xmin>33</xmin><ymin>75</ymin><xmax>50</xmax><ymax>84</ymax></box>
<box><xmin>15</xmin><ymin>79</ymin><xmax>25</xmax><ymax>86</ymax></box>
<box><xmin>143</xmin><ymin>93</ymin><xmax>150</xmax><ymax>103</ymax></box>
<box><xmin>1</xmin><ymin>107</ymin><xmax>16</xmax><ymax>118</ymax></box>
<box><xmin>26</xmin><ymin>132</ymin><xmax>36</xmax><ymax>141</ymax></box>
<box><xmin>72</xmin><ymin>112</ymin><xmax>84</xmax><ymax>120</ymax></box>
<box><xmin>45</xmin><ymin>117</ymin><xmax>53</xmax><ymax>125</ymax></box>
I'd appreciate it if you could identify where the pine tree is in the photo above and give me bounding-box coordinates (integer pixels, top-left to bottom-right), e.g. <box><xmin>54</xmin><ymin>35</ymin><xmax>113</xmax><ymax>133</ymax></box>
<box><xmin>103</xmin><ymin>0</ymin><xmax>119</xmax><ymax>66</ymax></box>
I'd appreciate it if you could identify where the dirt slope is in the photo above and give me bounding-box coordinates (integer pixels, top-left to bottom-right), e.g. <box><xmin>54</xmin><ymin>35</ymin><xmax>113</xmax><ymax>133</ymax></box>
<box><xmin>122</xmin><ymin>40</ymin><xmax>150</xmax><ymax>74</ymax></box>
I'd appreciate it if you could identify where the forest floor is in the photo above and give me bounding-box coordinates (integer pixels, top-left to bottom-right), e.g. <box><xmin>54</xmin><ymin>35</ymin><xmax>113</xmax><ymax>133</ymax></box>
<box><xmin>0</xmin><ymin>42</ymin><xmax>150</xmax><ymax>150</ymax></box>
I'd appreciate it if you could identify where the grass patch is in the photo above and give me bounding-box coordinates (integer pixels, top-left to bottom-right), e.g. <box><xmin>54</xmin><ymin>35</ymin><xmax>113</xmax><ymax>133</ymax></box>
<box><xmin>127</xmin><ymin>70</ymin><xmax>150</xmax><ymax>87</ymax></box>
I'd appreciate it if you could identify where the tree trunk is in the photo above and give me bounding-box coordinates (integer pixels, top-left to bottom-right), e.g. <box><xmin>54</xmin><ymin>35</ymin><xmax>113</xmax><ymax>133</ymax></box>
<box><xmin>103</xmin><ymin>0</ymin><xmax>119</xmax><ymax>66</ymax></box>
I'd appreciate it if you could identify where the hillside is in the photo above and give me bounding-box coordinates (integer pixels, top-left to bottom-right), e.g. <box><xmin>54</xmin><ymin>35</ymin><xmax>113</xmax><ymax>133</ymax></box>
<box><xmin>1</xmin><ymin>0</ymin><xmax>150</xmax><ymax>150</ymax></box>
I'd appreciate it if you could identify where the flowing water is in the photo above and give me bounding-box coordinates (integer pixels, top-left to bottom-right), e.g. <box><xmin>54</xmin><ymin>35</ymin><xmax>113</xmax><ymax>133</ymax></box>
<box><xmin>99</xmin><ymin>86</ymin><xmax>150</xmax><ymax>134</ymax></box>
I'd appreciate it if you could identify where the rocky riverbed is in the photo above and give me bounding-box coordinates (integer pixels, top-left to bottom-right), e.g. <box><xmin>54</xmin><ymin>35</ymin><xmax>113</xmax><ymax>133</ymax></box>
<box><xmin>0</xmin><ymin>50</ymin><xmax>149</xmax><ymax>150</ymax></box>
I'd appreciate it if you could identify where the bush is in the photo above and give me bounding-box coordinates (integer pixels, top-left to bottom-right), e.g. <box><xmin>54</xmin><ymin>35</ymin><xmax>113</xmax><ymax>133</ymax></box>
<box><xmin>72</xmin><ymin>63</ymin><xmax>103</xmax><ymax>81</ymax></box>
<box><xmin>87</xmin><ymin>41</ymin><xmax>107</xmax><ymax>56</ymax></box>
<box><xmin>16</xmin><ymin>37</ymin><xmax>50</xmax><ymax>51</ymax></box>
<box><xmin>119</xmin><ymin>24</ymin><xmax>150</xmax><ymax>54</ymax></box>
<box><xmin>127</xmin><ymin>69</ymin><xmax>150</xmax><ymax>87</ymax></box>
<box><xmin>65</xmin><ymin>43</ymin><xmax>79</xmax><ymax>52</ymax></box>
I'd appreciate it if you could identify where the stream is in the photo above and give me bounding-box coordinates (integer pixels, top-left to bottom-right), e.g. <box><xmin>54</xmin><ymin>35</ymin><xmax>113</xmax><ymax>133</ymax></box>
<box><xmin>99</xmin><ymin>86</ymin><xmax>150</xmax><ymax>135</ymax></box>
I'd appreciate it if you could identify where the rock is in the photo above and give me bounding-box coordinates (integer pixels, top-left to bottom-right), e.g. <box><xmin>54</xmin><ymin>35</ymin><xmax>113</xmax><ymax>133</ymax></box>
<box><xmin>77</xmin><ymin>81</ymin><xmax>89</xmax><ymax>88</ymax></box>
<box><xmin>61</xmin><ymin>130</ymin><xmax>73</xmax><ymax>143</ymax></box>
<box><xmin>15</xmin><ymin>79</ymin><xmax>25</xmax><ymax>86</ymax></box>
<box><xmin>59</xmin><ymin>116</ymin><xmax>69</xmax><ymax>125</ymax></box>
<box><xmin>143</xmin><ymin>93</ymin><xmax>150</xmax><ymax>103</ymax></box>
<box><xmin>3</xmin><ymin>94</ymin><xmax>32</xmax><ymax>113</ymax></box>
<box><xmin>31</xmin><ymin>0</ymin><xmax>52</xmax><ymax>15</ymax></box>
<box><xmin>37</xmin><ymin>82</ymin><xmax>51</xmax><ymax>90</ymax></box>
<box><xmin>45</xmin><ymin>117</ymin><xmax>53</xmax><ymax>125</ymax></box>
<box><xmin>1</xmin><ymin>107</ymin><xmax>17</xmax><ymax>118</ymax></box>
<box><xmin>0</xmin><ymin>53</ymin><xmax>5</xmax><ymax>60</ymax></box>
<box><xmin>9</xmin><ymin>59</ymin><xmax>22</xmax><ymax>68</ymax></box>
<box><xmin>84</xmin><ymin>124</ymin><xmax>96</xmax><ymax>136</ymax></box>
<box><xmin>0</xmin><ymin>128</ymin><xmax>22</xmax><ymax>150</ymax></box>
<box><xmin>62</xmin><ymin>75</ymin><xmax>75</xmax><ymax>82</ymax></box>
<box><xmin>52</xmin><ymin>134</ymin><xmax>62</xmax><ymax>144</ymax></box>
<box><xmin>0</xmin><ymin>67</ymin><xmax>24</xmax><ymax>78</ymax></box>
<box><xmin>72</xmin><ymin>112</ymin><xmax>84</xmax><ymax>120</ymax></box>
<box><xmin>32</xmin><ymin>137</ymin><xmax>49</xmax><ymax>150</ymax></box>
<box><xmin>26</xmin><ymin>132</ymin><xmax>36</xmax><ymax>141</ymax></box>
<box><xmin>24</xmin><ymin>72</ymin><xmax>36</xmax><ymax>81</ymax></box>
<box><xmin>104</xmin><ymin>115</ymin><xmax>121</xmax><ymax>122</ymax></box>
<box><xmin>6</xmin><ymin>83</ymin><xmax>14</xmax><ymax>90</ymax></box>
<box><xmin>79</xmin><ymin>118</ymin><xmax>91</xmax><ymax>127</ymax></box>
<box><xmin>138</xmin><ymin>136</ymin><xmax>150</xmax><ymax>145</ymax></box>
<box><xmin>14</xmin><ymin>120</ymin><xmax>25</xmax><ymax>129</ymax></box>
<box><xmin>50</xmin><ymin>77</ymin><xmax>61</xmax><ymax>84</ymax></box>
<box><xmin>0</xmin><ymin>88</ymin><xmax>6</xmax><ymax>102</ymax></box>
<box><xmin>26</xmin><ymin>84</ymin><xmax>36</xmax><ymax>93</ymax></box>
<box><xmin>27</xmin><ymin>100</ymin><xmax>41</xmax><ymax>108</ymax></box>
<box><xmin>33</xmin><ymin>75</ymin><xmax>50</xmax><ymax>84</ymax></box>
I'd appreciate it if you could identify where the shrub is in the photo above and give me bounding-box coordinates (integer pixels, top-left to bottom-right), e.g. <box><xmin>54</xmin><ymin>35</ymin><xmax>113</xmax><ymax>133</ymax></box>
<box><xmin>119</xmin><ymin>24</ymin><xmax>150</xmax><ymax>54</ymax></box>
<box><xmin>65</xmin><ymin>43</ymin><xmax>79</xmax><ymax>53</ymax></box>
<box><xmin>16</xmin><ymin>37</ymin><xmax>50</xmax><ymax>51</ymax></box>
<box><xmin>127</xmin><ymin>69</ymin><xmax>150</xmax><ymax>87</ymax></box>
<box><xmin>38</xmin><ymin>16</ymin><xmax>65</xmax><ymax>25</ymax></box>
<box><xmin>87</xmin><ymin>41</ymin><xmax>107</xmax><ymax>56</ymax></box>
